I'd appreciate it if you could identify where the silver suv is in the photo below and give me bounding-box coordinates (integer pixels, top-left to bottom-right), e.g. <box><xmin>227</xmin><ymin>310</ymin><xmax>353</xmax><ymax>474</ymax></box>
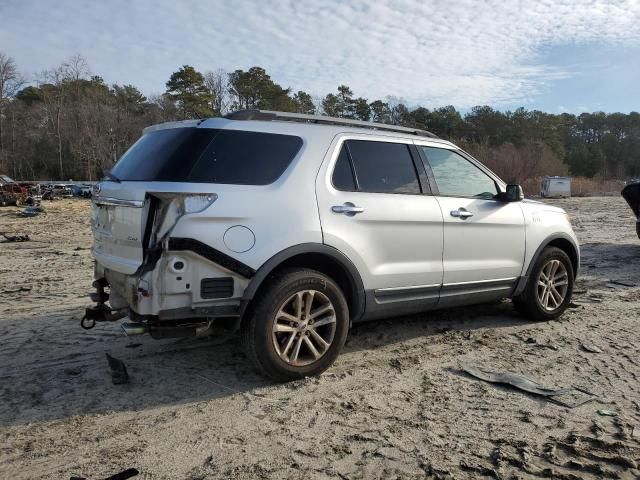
<box><xmin>88</xmin><ymin>110</ymin><xmax>579</xmax><ymax>380</ymax></box>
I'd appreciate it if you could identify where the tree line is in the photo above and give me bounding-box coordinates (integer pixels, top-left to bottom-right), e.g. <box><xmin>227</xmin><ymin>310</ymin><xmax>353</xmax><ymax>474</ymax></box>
<box><xmin>0</xmin><ymin>52</ymin><xmax>639</xmax><ymax>183</ymax></box>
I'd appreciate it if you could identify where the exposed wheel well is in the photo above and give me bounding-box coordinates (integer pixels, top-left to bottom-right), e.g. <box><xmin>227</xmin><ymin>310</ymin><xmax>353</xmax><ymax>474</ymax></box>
<box><xmin>242</xmin><ymin>252</ymin><xmax>362</xmax><ymax>325</ymax></box>
<box><xmin>546</xmin><ymin>237</ymin><xmax>579</xmax><ymax>277</ymax></box>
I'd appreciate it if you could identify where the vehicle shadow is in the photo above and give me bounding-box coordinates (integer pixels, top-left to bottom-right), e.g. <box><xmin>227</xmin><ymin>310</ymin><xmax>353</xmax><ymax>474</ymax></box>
<box><xmin>346</xmin><ymin>300</ymin><xmax>529</xmax><ymax>354</ymax></box>
<box><xmin>0</xmin><ymin>300</ymin><xmax>535</xmax><ymax>427</ymax></box>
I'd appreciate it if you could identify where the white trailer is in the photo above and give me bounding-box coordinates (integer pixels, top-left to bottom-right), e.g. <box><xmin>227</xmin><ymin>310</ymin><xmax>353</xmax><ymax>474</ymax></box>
<box><xmin>541</xmin><ymin>176</ymin><xmax>571</xmax><ymax>198</ymax></box>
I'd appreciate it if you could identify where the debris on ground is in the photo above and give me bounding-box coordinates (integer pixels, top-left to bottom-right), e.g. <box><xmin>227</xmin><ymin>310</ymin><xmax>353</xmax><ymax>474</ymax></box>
<box><xmin>607</xmin><ymin>279</ymin><xmax>636</xmax><ymax>288</ymax></box>
<box><xmin>106</xmin><ymin>353</ymin><xmax>129</xmax><ymax>385</ymax></box>
<box><xmin>516</xmin><ymin>335</ymin><xmax>559</xmax><ymax>350</ymax></box>
<box><xmin>18</xmin><ymin>205</ymin><xmax>44</xmax><ymax>217</ymax></box>
<box><xmin>581</xmin><ymin>343</ymin><xmax>603</xmax><ymax>353</ymax></box>
<box><xmin>597</xmin><ymin>409</ymin><xmax>618</xmax><ymax>417</ymax></box>
<box><xmin>2</xmin><ymin>286</ymin><xmax>31</xmax><ymax>294</ymax></box>
<box><xmin>460</xmin><ymin>364</ymin><xmax>598</xmax><ymax>408</ymax></box>
<box><xmin>70</xmin><ymin>467</ymin><xmax>139</xmax><ymax>480</ymax></box>
<box><xmin>573</xmin><ymin>295</ymin><xmax>604</xmax><ymax>304</ymax></box>
<box><xmin>1</xmin><ymin>232</ymin><xmax>30</xmax><ymax>242</ymax></box>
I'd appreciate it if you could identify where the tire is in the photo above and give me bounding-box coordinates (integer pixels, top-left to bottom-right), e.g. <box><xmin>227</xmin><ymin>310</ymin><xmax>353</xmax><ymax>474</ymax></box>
<box><xmin>241</xmin><ymin>268</ymin><xmax>350</xmax><ymax>381</ymax></box>
<box><xmin>513</xmin><ymin>246</ymin><xmax>574</xmax><ymax>321</ymax></box>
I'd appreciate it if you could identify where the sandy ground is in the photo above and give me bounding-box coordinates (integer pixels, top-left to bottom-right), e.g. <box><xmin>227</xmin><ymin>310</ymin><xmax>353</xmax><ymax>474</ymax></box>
<box><xmin>0</xmin><ymin>197</ymin><xmax>639</xmax><ymax>479</ymax></box>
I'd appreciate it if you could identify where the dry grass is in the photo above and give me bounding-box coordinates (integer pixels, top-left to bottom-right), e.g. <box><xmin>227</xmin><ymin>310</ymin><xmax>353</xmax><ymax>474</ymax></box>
<box><xmin>521</xmin><ymin>176</ymin><xmax>624</xmax><ymax>197</ymax></box>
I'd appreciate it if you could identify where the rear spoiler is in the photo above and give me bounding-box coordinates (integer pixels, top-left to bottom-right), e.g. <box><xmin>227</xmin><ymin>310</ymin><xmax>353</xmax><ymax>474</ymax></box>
<box><xmin>143</xmin><ymin>119</ymin><xmax>203</xmax><ymax>135</ymax></box>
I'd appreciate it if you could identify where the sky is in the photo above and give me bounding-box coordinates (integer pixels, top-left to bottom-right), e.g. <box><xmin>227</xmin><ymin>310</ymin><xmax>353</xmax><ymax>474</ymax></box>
<box><xmin>2</xmin><ymin>0</ymin><xmax>640</xmax><ymax>113</ymax></box>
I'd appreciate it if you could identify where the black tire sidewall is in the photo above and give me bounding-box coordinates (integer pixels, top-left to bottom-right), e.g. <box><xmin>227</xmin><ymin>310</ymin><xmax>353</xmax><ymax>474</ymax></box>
<box><xmin>248</xmin><ymin>269</ymin><xmax>349</xmax><ymax>381</ymax></box>
<box><xmin>525</xmin><ymin>247</ymin><xmax>574</xmax><ymax>320</ymax></box>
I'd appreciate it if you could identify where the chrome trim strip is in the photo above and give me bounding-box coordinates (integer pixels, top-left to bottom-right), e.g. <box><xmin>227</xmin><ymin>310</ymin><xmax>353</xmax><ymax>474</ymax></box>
<box><xmin>443</xmin><ymin>277</ymin><xmax>517</xmax><ymax>287</ymax></box>
<box><xmin>94</xmin><ymin>197</ymin><xmax>145</xmax><ymax>208</ymax></box>
<box><xmin>375</xmin><ymin>283</ymin><xmax>441</xmax><ymax>293</ymax></box>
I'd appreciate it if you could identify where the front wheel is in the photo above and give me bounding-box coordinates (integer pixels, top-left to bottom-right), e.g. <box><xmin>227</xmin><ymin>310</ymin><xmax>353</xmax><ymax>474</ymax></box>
<box><xmin>513</xmin><ymin>246</ymin><xmax>574</xmax><ymax>321</ymax></box>
<box><xmin>241</xmin><ymin>268</ymin><xmax>349</xmax><ymax>381</ymax></box>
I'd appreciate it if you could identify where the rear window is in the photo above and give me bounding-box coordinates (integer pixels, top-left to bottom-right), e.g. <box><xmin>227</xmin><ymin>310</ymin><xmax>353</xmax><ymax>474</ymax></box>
<box><xmin>110</xmin><ymin>128</ymin><xmax>303</xmax><ymax>185</ymax></box>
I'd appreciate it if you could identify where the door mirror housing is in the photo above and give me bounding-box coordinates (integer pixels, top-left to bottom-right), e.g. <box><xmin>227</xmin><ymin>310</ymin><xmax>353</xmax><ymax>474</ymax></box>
<box><xmin>496</xmin><ymin>184</ymin><xmax>524</xmax><ymax>202</ymax></box>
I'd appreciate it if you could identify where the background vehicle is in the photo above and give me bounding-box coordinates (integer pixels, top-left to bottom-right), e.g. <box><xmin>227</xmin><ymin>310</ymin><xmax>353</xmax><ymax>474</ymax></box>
<box><xmin>88</xmin><ymin>110</ymin><xmax>580</xmax><ymax>381</ymax></box>
<box><xmin>541</xmin><ymin>176</ymin><xmax>571</xmax><ymax>198</ymax></box>
<box><xmin>78</xmin><ymin>185</ymin><xmax>93</xmax><ymax>198</ymax></box>
<box><xmin>0</xmin><ymin>176</ymin><xmax>29</xmax><ymax>206</ymax></box>
<box><xmin>52</xmin><ymin>184</ymin><xmax>73</xmax><ymax>198</ymax></box>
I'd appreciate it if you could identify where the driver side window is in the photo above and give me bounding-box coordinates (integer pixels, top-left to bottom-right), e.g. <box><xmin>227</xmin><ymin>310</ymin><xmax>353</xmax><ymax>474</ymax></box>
<box><xmin>421</xmin><ymin>146</ymin><xmax>497</xmax><ymax>199</ymax></box>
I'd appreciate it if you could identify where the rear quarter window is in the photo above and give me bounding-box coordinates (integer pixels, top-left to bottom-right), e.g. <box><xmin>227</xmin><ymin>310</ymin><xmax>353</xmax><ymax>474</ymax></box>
<box><xmin>110</xmin><ymin>128</ymin><xmax>303</xmax><ymax>185</ymax></box>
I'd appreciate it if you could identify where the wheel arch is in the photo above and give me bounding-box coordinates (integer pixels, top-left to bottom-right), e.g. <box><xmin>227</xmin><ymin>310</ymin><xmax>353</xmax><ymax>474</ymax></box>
<box><xmin>240</xmin><ymin>243</ymin><xmax>366</xmax><ymax>323</ymax></box>
<box><xmin>513</xmin><ymin>233</ymin><xmax>579</xmax><ymax>297</ymax></box>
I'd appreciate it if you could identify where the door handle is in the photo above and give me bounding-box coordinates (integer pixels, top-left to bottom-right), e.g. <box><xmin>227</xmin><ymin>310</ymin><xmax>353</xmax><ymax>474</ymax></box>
<box><xmin>450</xmin><ymin>208</ymin><xmax>473</xmax><ymax>219</ymax></box>
<box><xmin>332</xmin><ymin>202</ymin><xmax>364</xmax><ymax>216</ymax></box>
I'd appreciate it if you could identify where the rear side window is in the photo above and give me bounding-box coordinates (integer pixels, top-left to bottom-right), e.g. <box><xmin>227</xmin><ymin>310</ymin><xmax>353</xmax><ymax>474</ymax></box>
<box><xmin>110</xmin><ymin>128</ymin><xmax>302</xmax><ymax>185</ymax></box>
<box><xmin>333</xmin><ymin>140</ymin><xmax>420</xmax><ymax>194</ymax></box>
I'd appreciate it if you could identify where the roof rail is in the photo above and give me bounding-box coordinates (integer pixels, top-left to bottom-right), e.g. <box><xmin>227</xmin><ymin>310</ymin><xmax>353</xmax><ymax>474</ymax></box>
<box><xmin>224</xmin><ymin>109</ymin><xmax>439</xmax><ymax>138</ymax></box>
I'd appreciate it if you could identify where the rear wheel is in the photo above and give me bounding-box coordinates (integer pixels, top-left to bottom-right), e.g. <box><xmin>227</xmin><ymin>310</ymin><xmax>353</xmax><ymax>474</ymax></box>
<box><xmin>513</xmin><ymin>246</ymin><xmax>574</xmax><ymax>321</ymax></box>
<box><xmin>241</xmin><ymin>268</ymin><xmax>349</xmax><ymax>381</ymax></box>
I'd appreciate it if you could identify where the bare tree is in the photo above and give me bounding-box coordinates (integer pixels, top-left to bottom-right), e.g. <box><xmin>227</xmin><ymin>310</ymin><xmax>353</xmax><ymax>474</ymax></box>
<box><xmin>0</xmin><ymin>53</ymin><xmax>24</xmax><ymax>99</ymax></box>
<box><xmin>0</xmin><ymin>52</ymin><xmax>25</xmax><ymax>171</ymax></box>
<box><xmin>204</xmin><ymin>69</ymin><xmax>229</xmax><ymax>115</ymax></box>
<box><xmin>38</xmin><ymin>65</ymin><xmax>69</xmax><ymax>179</ymax></box>
<box><xmin>63</xmin><ymin>54</ymin><xmax>90</xmax><ymax>82</ymax></box>
<box><xmin>149</xmin><ymin>93</ymin><xmax>178</xmax><ymax>122</ymax></box>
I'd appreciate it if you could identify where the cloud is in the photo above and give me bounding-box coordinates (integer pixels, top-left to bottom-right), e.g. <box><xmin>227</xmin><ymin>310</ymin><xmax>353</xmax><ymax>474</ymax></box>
<box><xmin>2</xmin><ymin>0</ymin><xmax>640</xmax><ymax>107</ymax></box>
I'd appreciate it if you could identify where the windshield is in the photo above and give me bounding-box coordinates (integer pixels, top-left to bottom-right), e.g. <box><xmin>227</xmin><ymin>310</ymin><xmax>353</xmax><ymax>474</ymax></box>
<box><xmin>110</xmin><ymin>128</ymin><xmax>303</xmax><ymax>185</ymax></box>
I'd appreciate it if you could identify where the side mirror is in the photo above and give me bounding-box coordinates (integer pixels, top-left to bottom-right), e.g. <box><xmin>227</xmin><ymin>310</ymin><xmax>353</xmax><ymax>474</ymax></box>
<box><xmin>497</xmin><ymin>184</ymin><xmax>524</xmax><ymax>202</ymax></box>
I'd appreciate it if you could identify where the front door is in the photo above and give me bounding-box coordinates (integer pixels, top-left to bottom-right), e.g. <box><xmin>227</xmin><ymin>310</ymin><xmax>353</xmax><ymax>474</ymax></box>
<box><xmin>416</xmin><ymin>144</ymin><xmax>526</xmax><ymax>306</ymax></box>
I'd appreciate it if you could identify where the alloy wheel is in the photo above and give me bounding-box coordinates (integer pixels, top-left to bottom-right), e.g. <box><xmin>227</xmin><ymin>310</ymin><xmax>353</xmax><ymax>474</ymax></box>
<box><xmin>536</xmin><ymin>259</ymin><xmax>569</xmax><ymax>311</ymax></box>
<box><xmin>271</xmin><ymin>289</ymin><xmax>337</xmax><ymax>367</ymax></box>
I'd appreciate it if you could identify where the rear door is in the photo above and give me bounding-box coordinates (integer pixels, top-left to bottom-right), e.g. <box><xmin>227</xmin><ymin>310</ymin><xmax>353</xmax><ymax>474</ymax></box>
<box><xmin>316</xmin><ymin>136</ymin><xmax>444</xmax><ymax>315</ymax></box>
<box><xmin>416</xmin><ymin>144</ymin><xmax>525</xmax><ymax>305</ymax></box>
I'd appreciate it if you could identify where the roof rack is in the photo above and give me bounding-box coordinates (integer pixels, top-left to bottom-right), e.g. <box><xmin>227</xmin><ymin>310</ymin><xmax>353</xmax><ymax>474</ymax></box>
<box><xmin>224</xmin><ymin>109</ymin><xmax>439</xmax><ymax>138</ymax></box>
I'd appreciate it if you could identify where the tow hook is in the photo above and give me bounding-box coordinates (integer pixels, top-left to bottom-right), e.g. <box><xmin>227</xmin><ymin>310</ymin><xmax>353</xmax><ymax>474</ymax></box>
<box><xmin>81</xmin><ymin>279</ymin><xmax>127</xmax><ymax>329</ymax></box>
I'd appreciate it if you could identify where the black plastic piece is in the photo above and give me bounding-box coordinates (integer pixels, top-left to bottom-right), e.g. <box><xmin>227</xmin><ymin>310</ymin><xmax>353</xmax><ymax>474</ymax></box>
<box><xmin>106</xmin><ymin>353</ymin><xmax>129</xmax><ymax>385</ymax></box>
<box><xmin>168</xmin><ymin>237</ymin><xmax>256</xmax><ymax>278</ymax></box>
<box><xmin>200</xmin><ymin>277</ymin><xmax>234</xmax><ymax>299</ymax></box>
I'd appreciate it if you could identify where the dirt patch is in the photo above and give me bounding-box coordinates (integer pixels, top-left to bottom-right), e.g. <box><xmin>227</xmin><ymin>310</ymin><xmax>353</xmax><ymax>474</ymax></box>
<box><xmin>1</xmin><ymin>197</ymin><xmax>639</xmax><ymax>479</ymax></box>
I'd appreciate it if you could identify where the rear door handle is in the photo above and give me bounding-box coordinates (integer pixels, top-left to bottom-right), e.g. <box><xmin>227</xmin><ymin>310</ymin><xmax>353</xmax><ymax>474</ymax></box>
<box><xmin>332</xmin><ymin>202</ymin><xmax>364</xmax><ymax>216</ymax></box>
<box><xmin>450</xmin><ymin>208</ymin><xmax>473</xmax><ymax>219</ymax></box>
